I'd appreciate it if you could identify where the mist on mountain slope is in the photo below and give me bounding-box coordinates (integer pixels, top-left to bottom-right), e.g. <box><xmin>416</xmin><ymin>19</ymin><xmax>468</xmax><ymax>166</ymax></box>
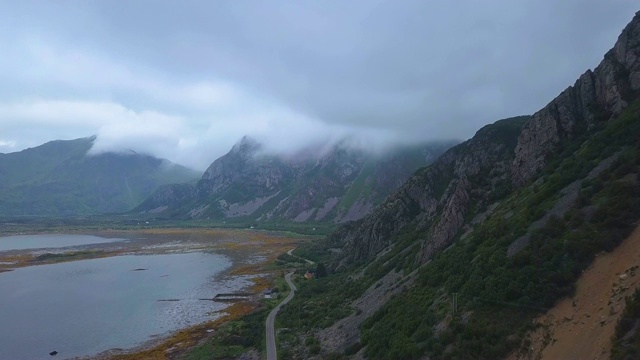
<box><xmin>0</xmin><ymin>1</ymin><xmax>637</xmax><ymax>170</ymax></box>
<box><xmin>85</xmin><ymin>113</ymin><xmax>458</xmax><ymax>171</ymax></box>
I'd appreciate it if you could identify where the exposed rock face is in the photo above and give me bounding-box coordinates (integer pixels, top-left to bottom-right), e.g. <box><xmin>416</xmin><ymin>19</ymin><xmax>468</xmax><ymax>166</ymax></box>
<box><xmin>137</xmin><ymin>183</ymin><xmax>196</xmax><ymax>213</ymax></box>
<box><xmin>279</xmin><ymin>145</ymin><xmax>367</xmax><ymax>221</ymax></box>
<box><xmin>199</xmin><ymin>137</ymin><xmax>291</xmax><ymax>199</ymax></box>
<box><xmin>317</xmin><ymin>270</ymin><xmax>414</xmax><ymax>353</ymax></box>
<box><xmin>512</xmin><ymin>11</ymin><xmax>640</xmax><ymax>186</ymax></box>
<box><xmin>136</xmin><ymin>136</ymin><xmax>455</xmax><ymax>223</ymax></box>
<box><xmin>419</xmin><ymin>177</ymin><xmax>470</xmax><ymax>262</ymax></box>
<box><xmin>332</xmin><ymin>117</ymin><xmax>527</xmax><ymax>266</ymax></box>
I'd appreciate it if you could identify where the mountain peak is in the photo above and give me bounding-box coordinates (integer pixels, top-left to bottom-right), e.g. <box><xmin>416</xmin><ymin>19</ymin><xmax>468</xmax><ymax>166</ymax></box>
<box><xmin>231</xmin><ymin>136</ymin><xmax>262</xmax><ymax>156</ymax></box>
<box><xmin>511</xmin><ymin>10</ymin><xmax>640</xmax><ymax>186</ymax></box>
<box><xmin>0</xmin><ymin>137</ymin><xmax>200</xmax><ymax>216</ymax></box>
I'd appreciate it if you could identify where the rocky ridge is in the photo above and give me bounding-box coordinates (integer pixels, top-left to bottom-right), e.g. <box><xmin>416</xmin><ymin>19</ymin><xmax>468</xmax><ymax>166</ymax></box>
<box><xmin>332</xmin><ymin>116</ymin><xmax>527</xmax><ymax>266</ymax></box>
<box><xmin>512</xmin><ymin>12</ymin><xmax>640</xmax><ymax>186</ymax></box>
<box><xmin>136</xmin><ymin>137</ymin><xmax>455</xmax><ymax>224</ymax></box>
<box><xmin>0</xmin><ymin>137</ymin><xmax>200</xmax><ymax>216</ymax></box>
<box><xmin>331</xmin><ymin>11</ymin><xmax>640</xmax><ymax>269</ymax></box>
<box><xmin>281</xmin><ymin>11</ymin><xmax>640</xmax><ymax>360</ymax></box>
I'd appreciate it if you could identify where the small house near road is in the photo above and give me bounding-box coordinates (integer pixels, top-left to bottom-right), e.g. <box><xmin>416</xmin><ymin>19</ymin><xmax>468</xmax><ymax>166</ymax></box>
<box><xmin>304</xmin><ymin>270</ymin><xmax>314</xmax><ymax>280</ymax></box>
<box><xmin>263</xmin><ymin>288</ymin><xmax>273</xmax><ymax>299</ymax></box>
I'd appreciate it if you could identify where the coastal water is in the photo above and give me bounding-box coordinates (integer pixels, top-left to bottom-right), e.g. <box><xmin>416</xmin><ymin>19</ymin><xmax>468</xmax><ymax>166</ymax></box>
<box><xmin>0</xmin><ymin>234</ymin><xmax>124</xmax><ymax>251</ymax></box>
<box><xmin>0</xmin><ymin>239</ymin><xmax>243</xmax><ymax>360</ymax></box>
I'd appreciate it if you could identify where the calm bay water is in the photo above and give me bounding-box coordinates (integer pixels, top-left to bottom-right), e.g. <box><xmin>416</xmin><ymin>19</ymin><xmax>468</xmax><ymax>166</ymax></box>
<box><xmin>0</xmin><ymin>234</ymin><xmax>124</xmax><ymax>251</ymax></box>
<box><xmin>0</xmin><ymin>235</ymin><xmax>244</xmax><ymax>360</ymax></box>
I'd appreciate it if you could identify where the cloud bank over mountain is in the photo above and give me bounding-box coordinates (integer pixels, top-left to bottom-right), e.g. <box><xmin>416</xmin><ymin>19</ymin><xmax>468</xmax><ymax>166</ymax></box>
<box><xmin>0</xmin><ymin>1</ymin><xmax>636</xmax><ymax>169</ymax></box>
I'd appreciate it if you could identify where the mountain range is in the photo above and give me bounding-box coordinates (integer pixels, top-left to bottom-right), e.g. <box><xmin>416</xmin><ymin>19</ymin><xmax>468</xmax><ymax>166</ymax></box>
<box><xmin>135</xmin><ymin>137</ymin><xmax>456</xmax><ymax>224</ymax></box>
<box><xmin>0</xmin><ymin>133</ymin><xmax>455</xmax><ymax>223</ymax></box>
<box><xmin>0</xmin><ymin>136</ymin><xmax>200</xmax><ymax>216</ymax></box>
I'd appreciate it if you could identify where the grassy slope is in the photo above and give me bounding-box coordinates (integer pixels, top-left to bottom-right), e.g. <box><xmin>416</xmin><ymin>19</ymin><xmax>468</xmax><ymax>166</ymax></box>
<box><xmin>274</xmin><ymin>104</ymin><xmax>640</xmax><ymax>359</ymax></box>
<box><xmin>0</xmin><ymin>138</ymin><xmax>200</xmax><ymax>216</ymax></box>
<box><xmin>0</xmin><ymin>137</ymin><xmax>94</xmax><ymax>187</ymax></box>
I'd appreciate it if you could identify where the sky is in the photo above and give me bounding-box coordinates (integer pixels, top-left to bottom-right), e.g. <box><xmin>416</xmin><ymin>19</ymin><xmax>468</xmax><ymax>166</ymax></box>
<box><xmin>0</xmin><ymin>1</ymin><xmax>637</xmax><ymax>170</ymax></box>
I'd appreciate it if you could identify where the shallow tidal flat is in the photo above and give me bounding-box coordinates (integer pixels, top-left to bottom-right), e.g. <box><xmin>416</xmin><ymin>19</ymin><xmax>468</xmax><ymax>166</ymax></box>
<box><xmin>0</xmin><ymin>229</ymin><xmax>302</xmax><ymax>360</ymax></box>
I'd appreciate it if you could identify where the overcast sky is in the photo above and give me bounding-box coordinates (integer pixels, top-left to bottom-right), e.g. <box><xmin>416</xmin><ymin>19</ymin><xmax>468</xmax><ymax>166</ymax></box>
<box><xmin>0</xmin><ymin>1</ymin><xmax>637</xmax><ymax>170</ymax></box>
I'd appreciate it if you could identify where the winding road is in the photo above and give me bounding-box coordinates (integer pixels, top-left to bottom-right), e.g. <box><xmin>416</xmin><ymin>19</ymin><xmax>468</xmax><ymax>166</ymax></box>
<box><xmin>287</xmin><ymin>248</ymin><xmax>314</xmax><ymax>265</ymax></box>
<box><xmin>266</xmin><ymin>271</ymin><xmax>297</xmax><ymax>360</ymax></box>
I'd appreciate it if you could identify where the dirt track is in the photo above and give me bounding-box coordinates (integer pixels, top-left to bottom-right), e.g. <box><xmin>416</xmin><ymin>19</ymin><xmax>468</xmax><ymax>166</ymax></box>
<box><xmin>510</xmin><ymin>224</ymin><xmax>640</xmax><ymax>360</ymax></box>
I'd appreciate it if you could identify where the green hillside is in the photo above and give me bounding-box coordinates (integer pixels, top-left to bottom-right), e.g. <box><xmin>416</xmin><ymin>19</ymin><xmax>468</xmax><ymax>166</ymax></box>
<box><xmin>0</xmin><ymin>137</ymin><xmax>200</xmax><ymax>216</ymax></box>
<box><xmin>273</xmin><ymin>102</ymin><xmax>640</xmax><ymax>360</ymax></box>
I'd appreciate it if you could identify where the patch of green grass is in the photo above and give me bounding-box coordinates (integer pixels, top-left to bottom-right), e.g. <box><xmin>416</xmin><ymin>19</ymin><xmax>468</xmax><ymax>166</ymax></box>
<box><xmin>184</xmin><ymin>343</ymin><xmax>245</xmax><ymax>360</ymax></box>
<box><xmin>337</xmin><ymin>159</ymin><xmax>376</xmax><ymax>211</ymax></box>
<box><xmin>184</xmin><ymin>307</ymin><xmax>270</xmax><ymax>359</ymax></box>
<box><xmin>278</xmin><ymin>272</ymin><xmax>370</xmax><ymax>331</ymax></box>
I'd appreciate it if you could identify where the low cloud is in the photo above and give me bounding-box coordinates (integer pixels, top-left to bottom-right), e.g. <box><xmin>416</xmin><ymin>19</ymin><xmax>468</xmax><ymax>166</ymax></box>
<box><xmin>0</xmin><ymin>39</ymin><xmax>439</xmax><ymax>169</ymax></box>
<box><xmin>0</xmin><ymin>1</ymin><xmax>637</xmax><ymax>170</ymax></box>
<box><xmin>0</xmin><ymin>97</ymin><xmax>427</xmax><ymax>170</ymax></box>
<box><xmin>0</xmin><ymin>139</ymin><xmax>17</xmax><ymax>153</ymax></box>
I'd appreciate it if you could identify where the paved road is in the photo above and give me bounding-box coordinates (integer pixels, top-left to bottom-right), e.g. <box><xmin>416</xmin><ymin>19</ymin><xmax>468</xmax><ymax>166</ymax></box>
<box><xmin>266</xmin><ymin>271</ymin><xmax>297</xmax><ymax>360</ymax></box>
<box><xmin>287</xmin><ymin>248</ymin><xmax>315</xmax><ymax>265</ymax></box>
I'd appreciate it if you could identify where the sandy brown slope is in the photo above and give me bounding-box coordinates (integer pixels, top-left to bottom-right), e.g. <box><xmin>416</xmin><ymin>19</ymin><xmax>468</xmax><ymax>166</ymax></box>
<box><xmin>509</xmin><ymin>224</ymin><xmax>640</xmax><ymax>360</ymax></box>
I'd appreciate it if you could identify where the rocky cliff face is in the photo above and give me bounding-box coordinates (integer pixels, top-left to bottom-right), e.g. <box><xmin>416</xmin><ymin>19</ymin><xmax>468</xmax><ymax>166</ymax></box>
<box><xmin>198</xmin><ymin>137</ymin><xmax>293</xmax><ymax>199</ymax></box>
<box><xmin>512</xmin><ymin>11</ymin><xmax>640</xmax><ymax>186</ymax></box>
<box><xmin>136</xmin><ymin>137</ymin><xmax>455</xmax><ymax>223</ymax></box>
<box><xmin>332</xmin><ymin>117</ymin><xmax>527</xmax><ymax>265</ymax></box>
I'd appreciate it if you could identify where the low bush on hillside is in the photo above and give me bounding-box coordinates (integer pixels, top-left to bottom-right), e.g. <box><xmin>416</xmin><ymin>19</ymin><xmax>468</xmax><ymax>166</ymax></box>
<box><xmin>184</xmin><ymin>308</ymin><xmax>268</xmax><ymax>360</ymax></box>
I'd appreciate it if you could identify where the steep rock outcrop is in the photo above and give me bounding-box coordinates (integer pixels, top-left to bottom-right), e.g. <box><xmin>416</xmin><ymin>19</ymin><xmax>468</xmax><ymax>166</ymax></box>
<box><xmin>333</xmin><ymin>117</ymin><xmax>527</xmax><ymax>265</ymax></box>
<box><xmin>198</xmin><ymin>137</ymin><xmax>292</xmax><ymax>199</ymax></box>
<box><xmin>512</xmin><ymin>11</ymin><xmax>640</xmax><ymax>186</ymax></box>
<box><xmin>419</xmin><ymin>177</ymin><xmax>470</xmax><ymax>262</ymax></box>
<box><xmin>280</xmin><ymin>146</ymin><xmax>366</xmax><ymax>220</ymax></box>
